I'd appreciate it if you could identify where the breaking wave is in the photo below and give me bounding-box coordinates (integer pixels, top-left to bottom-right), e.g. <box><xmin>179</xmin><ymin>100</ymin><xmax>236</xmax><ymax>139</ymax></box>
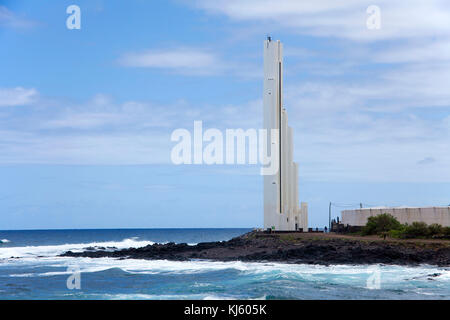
<box><xmin>0</xmin><ymin>238</ymin><xmax>153</xmax><ymax>259</ymax></box>
<box><xmin>5</xmin><ymin>257</ymin><xmax>449</xmax><ymax>299</ymax></box>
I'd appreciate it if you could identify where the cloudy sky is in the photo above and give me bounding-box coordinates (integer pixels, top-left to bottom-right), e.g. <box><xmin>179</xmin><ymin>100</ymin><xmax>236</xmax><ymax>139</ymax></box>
<box><xmin>1</xmin><ymin>0</ymin><xmax>449</xmax><ymax>229</ymax></box>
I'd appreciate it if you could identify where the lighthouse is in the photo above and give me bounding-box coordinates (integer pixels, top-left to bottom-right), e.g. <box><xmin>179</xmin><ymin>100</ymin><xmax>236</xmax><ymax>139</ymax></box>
<box><xmin>263</xmin><ymin>38</ymin><xmax>308</xmax><ymax>231</ymax></box>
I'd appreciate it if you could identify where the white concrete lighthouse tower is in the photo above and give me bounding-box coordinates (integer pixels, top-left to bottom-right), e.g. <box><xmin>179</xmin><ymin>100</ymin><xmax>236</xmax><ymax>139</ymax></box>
<box><xmin>263</xmin><ymin>37</ymin><xmax>308</xmax><ymax>231</ymax></box>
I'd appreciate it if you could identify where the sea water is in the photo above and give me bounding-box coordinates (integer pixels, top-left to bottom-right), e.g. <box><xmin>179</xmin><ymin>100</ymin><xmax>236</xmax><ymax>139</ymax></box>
<box><xmin>0</xmin><ymin>228</ymin><xmax>448</xmax><ymax>300</ymax></box>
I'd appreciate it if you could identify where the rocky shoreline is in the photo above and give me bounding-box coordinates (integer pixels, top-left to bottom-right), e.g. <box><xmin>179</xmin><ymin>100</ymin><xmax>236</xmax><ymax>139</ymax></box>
<box><xmin>60</xmin><ymin>231</ymin><xmax>450</xmax><ymax>266</ymax></box>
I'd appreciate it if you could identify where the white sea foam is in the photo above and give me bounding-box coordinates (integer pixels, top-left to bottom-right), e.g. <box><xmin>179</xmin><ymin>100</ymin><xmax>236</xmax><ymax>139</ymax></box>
<box><xmin>85</xmin><ymin>293</ymin><xmax>219</xmax><ymax>300</ymax></box>
<box><xmin>76</xmin><ymin>292</ymin><xmax>259</xmax><ymax>300</ymax></box>
<box><xmin>5</xmin><ymin>254</ymin><xmax>450</xmax><ymax>291</ymax></box>
<box><xmin>203</xmin><ymin>294</ymin><xmax>267</xmax><ymax>300</ymax></box>
<box><xmin>3</xmin><ymin>254</ymin><xmax>449</xmax><ymax>299</ymax></box>
<box><xmin>1</xmin><ymin>239</ymin><xmax>449</xmax><ymax>299</ymax></box>
<box><xmin>0</xmin><ymin>238</ymin><xmax>153</xmax><ymax>259</ymax></box>
<box><xmin>0</xmin><ymin>239</ymin><xmax>10</xmax><ymax>244</ymax></box>
<box><xmin>8</xmin><ymin>273</ymin><xmax>35</xmax><ymax>277</ymax></box>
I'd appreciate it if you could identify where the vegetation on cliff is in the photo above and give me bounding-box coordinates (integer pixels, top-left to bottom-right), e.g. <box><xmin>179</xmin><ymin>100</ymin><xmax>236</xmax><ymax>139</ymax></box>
<box><xmin>361</xmin><ymin>213</ymin><xmax>450</xmax><ymax>239</ymax></box>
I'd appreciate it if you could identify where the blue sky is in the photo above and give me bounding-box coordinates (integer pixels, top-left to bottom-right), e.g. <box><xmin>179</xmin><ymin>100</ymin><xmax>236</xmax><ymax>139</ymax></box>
<box><xmin>1</xmin><ymin>0</ymin><xmax>449</xmax><ymax>229</ymax></box>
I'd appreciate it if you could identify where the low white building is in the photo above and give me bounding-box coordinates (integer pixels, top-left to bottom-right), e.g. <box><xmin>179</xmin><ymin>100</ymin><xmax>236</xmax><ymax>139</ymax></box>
<box><xmin>341</xmin><ymin>207</ymin><xmax>450</xmax><ymax>227</ymax></box>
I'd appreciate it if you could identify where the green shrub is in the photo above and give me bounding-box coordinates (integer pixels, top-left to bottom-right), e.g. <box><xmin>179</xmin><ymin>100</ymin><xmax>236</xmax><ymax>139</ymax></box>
<box><xmin>361</xmin><ymin>213</ymin><xmax>402</xmax><ymax>236</ymax></box>
<box><xmin>444</xmin><ymin>227</ymin><xmax>450</xmax><ymax>236</ymax></box>
<box><xmin>361</xmin><ymin>215</ymin><xmax>449</xmax><ymax>239</ymax></box>
<box><xmin>428</xmin><ymin>223</ymin><xmax>444</xmax><ymax>236</ymax></box>
<box><xmin>402</xmin><ymin>222</ymin><xmax>429</xmax><ymax>238</ymax></box>
<box><xmin>388</xmin><ymin>226</ymin><xmax>407</xmax><ymax>239</ymax></box>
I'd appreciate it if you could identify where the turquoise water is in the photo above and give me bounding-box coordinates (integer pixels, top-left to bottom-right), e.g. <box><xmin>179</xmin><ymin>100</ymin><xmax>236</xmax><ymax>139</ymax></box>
<box><xmin>0</xmin><ymin>229</ymin><xmax>449</xmax><ymax>300</ymax></box>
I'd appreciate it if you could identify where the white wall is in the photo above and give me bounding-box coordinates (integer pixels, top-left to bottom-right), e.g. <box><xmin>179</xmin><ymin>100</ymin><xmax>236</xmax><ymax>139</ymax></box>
<box><xmin>342</xmin><ymin>207</ymin><xmax>450</xmax><ymax>227</ymax></box>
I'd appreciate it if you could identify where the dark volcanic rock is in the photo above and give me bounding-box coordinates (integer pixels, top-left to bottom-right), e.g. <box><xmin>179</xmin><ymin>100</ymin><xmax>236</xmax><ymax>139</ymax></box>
<box><xmin>60</xmin><ymin>232</ymin><xmax>450</xmax><ymax>266</ymax></box>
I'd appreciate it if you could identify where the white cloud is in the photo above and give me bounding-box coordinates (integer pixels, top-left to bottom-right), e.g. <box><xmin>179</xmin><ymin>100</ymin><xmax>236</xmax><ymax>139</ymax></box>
<box><xmin>2</xmin><ymin>1</ymin><xmax>450</xmax><ymax>182</ymax></box>
<box><xmin>289</xmin><ymin>107</ymin><xmax>450</xmax><ymax>182</ymax></box>
<box><xmin>417</xmin><ymin>157</ymin><xmax>436</xmax><ymax>165</ymax></box>
<box><xmin>0</xmin><ymin>131</ymin><xmax>171</xmax><ymax>165</ymax></box>
<box><xmin>375</xmin><ymin>40</ymin><xmax>450</xmax><ymax>63</ymax></box>
<box><xmin>43</xmin><ymin>113</ymin><xmax>125</xmax><ymax>129</ymax></box>
<box><xmin>0</xmin><ymin>92</ymin><xmax>260</xmax><ymax>165</ymax></box>
<box><xmin>193</xmin><ymin>0</ymin><xmax>450</xmax><ymax>41</ymax></box>
<box><xmin>118</xmin><ymin>47</ymin><xmax>260</xmax><ymax>77</ymax></box>
<box><xmin>119</xmin><ymin>48</ymin><xmax>222</xmax><ymax>75</ymax></box>
<box><xmin>0</xmin><ymin>85</ymin><xmax>448</xmax><ymax>182</ymax></box>
<box><xmin>286</xmin><ymin>65</ymin><xmax>450</xmax><ymax>113</ymax></box>
<box><xmin>0</xmin><ymin>87</ymin><xmax>38</xmax><ymax>107</ymax></box>
<box><xmin>0</xmin><ymin>6</ymin><xmax>36</xmax><ymax>29</ymax></box>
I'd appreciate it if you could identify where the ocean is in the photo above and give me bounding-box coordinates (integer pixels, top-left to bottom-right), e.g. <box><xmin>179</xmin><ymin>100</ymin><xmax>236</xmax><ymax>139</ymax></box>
<box><xmin>0</xmin><ymin>228</ymin><xmax>448</xmax><ymax>300</ymax></box>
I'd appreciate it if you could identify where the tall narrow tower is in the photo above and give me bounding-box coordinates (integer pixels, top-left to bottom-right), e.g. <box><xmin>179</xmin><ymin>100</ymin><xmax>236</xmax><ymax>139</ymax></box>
<box><xmin>263</xmin><ymin>38</ymin><xmax>308</xmax><ymax>231</ymax></box>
